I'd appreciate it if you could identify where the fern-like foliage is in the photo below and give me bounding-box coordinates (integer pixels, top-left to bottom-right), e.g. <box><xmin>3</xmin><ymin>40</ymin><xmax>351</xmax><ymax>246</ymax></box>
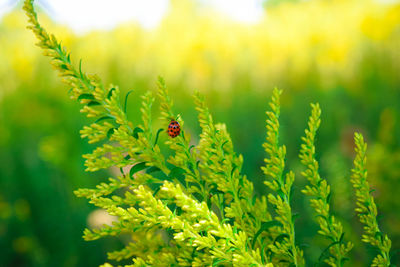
<box><xmin>299</xmin><ymin>104</ymin><xmax>353</xmax><ymax>267</ymax></box>
<box><xmin>261</xmin><ymin>89</ymin><xmax>304</xmax><ymax>266</ymax></box>
<box><xmin>351</xmin><ymin>133</ymin><xmax>392</xmax><ymax>267</ymax></box>
<box><xmin>23</xmin><ymin>1</ymin><xmax>272</xmax><ymax>266</ymax></box>
<box><xmin>23</xmin><ymin>0</ymin><xmax>395</xmax><ymax>266</ymax></box>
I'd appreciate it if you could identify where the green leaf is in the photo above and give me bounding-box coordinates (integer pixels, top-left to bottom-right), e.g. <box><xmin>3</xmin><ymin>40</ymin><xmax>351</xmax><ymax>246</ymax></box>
<box><xmin>129</xmin><ymin>162</ymin><xmax>147</xmax><ymax>177</ymax></box>
<box><xmin>252</xmin><ymin>220</ymin><xmax>283</xmax><ymax>246</ymax></box>
<box><xmin>232</xmin><ymin>226</ymin><xmax>238</xmax><ymax>235</ymax></box>
<box><xmin>206</xmin><ymin>193</ymin><xmax>212</xmax><ymax>209</ymax></box>
<box><xmin>78</xmin><ymin>93</ymin><xmax>95</xmax><ymax>101</ymax></box>
<box><xmin>189</xmin><ymin>145</ymin><xmax>195</xmax><ymax>152</ymax></box>
<box><xmin>339</xmin><ymin>232</ymin><xmax>345</xmax><ymax>243</ymax></box>
<box><xmin>107</xmin><ymin>87</ymin><xmax>116</xmax><ymax>99</ymax></box>
<box><xmin>95</xmin><ymin>115</ymin><xmax>115</xmax><ymax>123</ymax></box>
<box><xmin>252</xmin><ymin>194</ymin><xmax>257</xmax><ymax>205</ymax></box>
<box><xmin>187</xmin><ymin>161</ymin><xmax>194</xmax><ymax>173</ymax></box>
<box><xmin>148</xmin><ymin>182</ymin><xmax>163</xmax><ymax>196</ymax></box>
<box><xmin>209</xmin><ymin>187</ymin><xmax>225</xmax><ymax>196</ymax></box>
<box><xmin>146</xmin><ymin>166</ymin><xmax>161</xmax><ymax>174</ymax></box>
<box><xmin>212</xmin><ymin>259</ymin><xmax>226</xmax><ymax>266</ymax></box>
<box><xmin>78</xmin><ymin>59</ymin><xmax>83</xmax><ymax>78</ymax></box>
<box><xmin>168</xmin><ymin>166</ymin><xmax>185</xmax><ymax>178</ymax></box>
<box><xmin>276</xmin><ymin>188</ymin><xmax>285</xmax><ymax>200</ymax></box>
<box><xmin>326</xmin><ymin>192</ymin><xmax>332</xmax><ymax>203</ymax></box>
<box><xmin>154</xmin><ymin>128</ymin><xmax>164</xmax><ymax>145</ymax></box>
<box><xmin>87</xmin><ymin>101</ymin><xmax>101</xmax><ymax>106</ymax></box>
<box><xmin>133</xmin><ymin>127</ymin><xmax>144</xmax><ymax>139</ymax></box>
<box><xmin>221</xmin><ymin>140</ymin><xmax>229</xmax><ymax>149</ymax></box>
<box><xmin>230</xmin><ymin>165</ymin><xmax>237</xmax><ymax>177</ymax></box>
<box><xmin>60</xmin><ymin>63</ymin><xmax>68</xmax><ymax>70</ymax></box>
<box><xmin>274</xmin><ymin>233</ymin><xmax>290</xmax><ymax>244</ymax></box>
<box><xmin>168</xmin><ymin>167</ymin><xmax>186</xmax><ymax>185</ymax></box>
<box><xmin>145</xmin><ymin>167</ymin><xmax>169</xmax><ymax>181</ymax></box>
<box><xmin>375</xmin><ymin>231</ymin><xmax>383</xmax><ymax>240</ymax></box>
<box><xmin>107</xmin><ymin>128</ymin><xmax>115</xmax><ymax>139</ymax></box>
<box><xmin>318</xmin><ymin>238</ymin><xmax>343</xmax><ymax>263</ymax></box>
<box><xmin>124</xmin><ymin>90</ymin><xmax>134</xmax><ymax>114</ymax></box>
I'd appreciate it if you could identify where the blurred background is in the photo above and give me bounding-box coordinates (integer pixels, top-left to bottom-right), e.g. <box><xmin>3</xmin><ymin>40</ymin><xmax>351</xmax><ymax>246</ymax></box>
<box><xmin>0</xmin><ymin>0</ymin><xmax>399</xmax><ymax>266</ymax></box>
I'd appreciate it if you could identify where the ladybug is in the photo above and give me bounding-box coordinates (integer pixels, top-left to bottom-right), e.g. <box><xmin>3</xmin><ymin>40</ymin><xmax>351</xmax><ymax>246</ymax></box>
<box><xmin>167</xmin><ymin>120</ymin><xmax>181</xmax><ymax>138</ymax></box>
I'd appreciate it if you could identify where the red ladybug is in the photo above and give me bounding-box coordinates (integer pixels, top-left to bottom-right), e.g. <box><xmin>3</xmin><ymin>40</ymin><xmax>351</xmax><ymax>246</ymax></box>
<box><xmin>168</xmin><ymin>120</ymin><xmax>181</xmax><ymax>138</ymax></box>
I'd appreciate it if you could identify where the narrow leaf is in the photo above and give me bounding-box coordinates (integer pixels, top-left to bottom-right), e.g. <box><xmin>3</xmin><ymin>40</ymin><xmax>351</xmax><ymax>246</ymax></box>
<box><xmin>107</xmin><ymin>87</ymin><xmax>116</xmax><ymax>99</ymax></box>
<box><xmin>154</xmin><ymin>128</ymin><xmax>164</xmax><ymax>145</ymax></box>
<box><xmin>146</xmin><ymin>166</ymin><xmax>161</xmax><ymax>174</ymax></box>
<box><xmin>79</xmin><ymin>59</ymin><xmax>83</xmax><ymax>77</ymax></box>
<box><xmin>133</xmin><ymin>127</ymin><xmax>144</xmax><ymax>139</ymax></box>
<box><xmin>107</xmin><ymin>128</ymin><xmax>115</xmax><ymax>139</ymax></box>
<box><xmin>129</xmin><ymin>162</ymin><xmax>147</xmax><ymax>177</ymax></box>
<box><xmin>78</xmin><ymin>93</ymin><xmax>94</xmax><ymax>101</ymax></box>
<box><xmin>252</xmin><ymin>220</ymin><xmax>284</xmax><ymax>246</ymax></box>
<box><xmin>95</xmin><ymin>115</ymin><xmax>115</xmax><ymax>123</ymax></box>
<box><xmin>87</xmin><ymin>101</ymin><xmax>101</xmax><ymax>106</ymax></box>
<box><xmin>124</xmin><ymin>90</ymin><xmax>134</xmax><ymax>114</ymax></box>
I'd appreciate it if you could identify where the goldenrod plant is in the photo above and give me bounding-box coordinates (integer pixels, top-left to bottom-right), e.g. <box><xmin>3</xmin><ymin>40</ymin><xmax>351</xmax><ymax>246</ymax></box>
<box><xmin>351</xmin><ymin>134</ymin><xmax>392</xmax><ymax>267</ymax></box>
<box><xmin>23</xmin><ymin>0</ymin><xmax>395</xmax><ymax>266</ymax></box>
<box><xmin>262</xmin><ymin>89</ymin><xmax>304</xmax><ymax>266</ymax></box>
<box><xmin>299</xmin><ymin>104</ymin><xmax>353</xmax><ymax>266</ymax></box>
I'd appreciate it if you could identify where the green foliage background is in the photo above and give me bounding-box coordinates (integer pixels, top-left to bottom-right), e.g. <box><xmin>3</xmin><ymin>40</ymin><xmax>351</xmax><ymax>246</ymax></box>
<box><xmin>0</xmin><ymin>0</ymin><xmax>399</xmax><ymax>266</ymax></box>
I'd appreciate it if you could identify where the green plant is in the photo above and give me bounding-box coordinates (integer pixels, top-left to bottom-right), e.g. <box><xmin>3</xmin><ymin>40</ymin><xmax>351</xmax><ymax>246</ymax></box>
<box><xmin>299</xmin><ymin>103</ymin><xmax>353</xmax><ymax>266</ymax></box>
<box><xmin>23</xmin><ymin>0</ymin><xmax>395</xmax><ymax>266</ymax></box>
<box><xmin>351</xmin><ymin>133</ymin><xmax>392</xmax><ymax>266</ymax></box>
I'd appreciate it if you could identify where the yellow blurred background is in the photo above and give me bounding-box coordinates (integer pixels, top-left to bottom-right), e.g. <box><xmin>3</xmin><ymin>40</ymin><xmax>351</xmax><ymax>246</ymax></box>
<box><xmin>0</xmin><ymin>0</ymin><xmax>399</xmax><ymax>266</ymax></box>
